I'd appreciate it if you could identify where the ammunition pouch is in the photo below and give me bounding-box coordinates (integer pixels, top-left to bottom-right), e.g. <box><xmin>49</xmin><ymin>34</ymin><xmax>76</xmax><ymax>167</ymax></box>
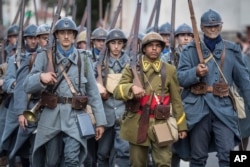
<box><xmin>40</xmin><ymin>92</ymin><xmax>58</xmax><ymax>109</ymax></box>
<box><xmin>71</xmin><ymin>95</ymin><xmax>88</xmax><ymax>110</ymax></box>
<box><xmin>154</xmin><ymin>104</ymin><xmax>170</xmax><ymax>120</ymax></box>
<box><xmin>212</xmin><ymin>83</ymin><xmax>229</xmax><ymax>97</ymax></box>
<box><xmin>191</xmin><ymin>82</ymin><xmax>207</xmax><ymax>95</ymax></box>
<box><xmin>125</xmin><ymin>99</ymin><xmax>140</xmax><ymax>113</ymax></box>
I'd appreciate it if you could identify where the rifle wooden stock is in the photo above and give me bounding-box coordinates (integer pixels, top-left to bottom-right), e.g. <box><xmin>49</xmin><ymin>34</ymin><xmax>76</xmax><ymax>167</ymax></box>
<box><xmin>86</xmin><ymin>0</ymin><xmax>91</xmax><ymax>50</ymax></box>
<box><xmin>103</xmin><ymin>3</ymin><xmax>110</xmax><ymax>29</ymax></box>
<box><xmin>16</xmin><ymin>0</ymin><xmax>25</xmax><ymax>68</ymax></box>
<box><xmin>153</xmin><ymin>0</ymin><xmax>161</xmax><ymax>32</ymax></box>
<box><xmin>96</xmin><ymin>0</ymin><xmax>123</xmax><ymax>86</ymax></box>
<box><xmin>79</xmin><ymin>7</ymin><xmax>87</xmax><ymax>32</ymax></box>
<box><xmin>129</xmin><ymin>0</ymin><xmax>143</xmax><ymax>88</ymax></box>
<box><xmin>46</xmin><ymin>0</ymin><xmax>63</xmax><ymax>73</ymax></box>
<box><xmin>170</xmin><ymin>0</ymin><xmax>176</xmax><ymax>52</ymax></box>
<box><xmin>33</xmin><ymin>0</ymin><xmax>38</xmax><ymax>25</ymax></box>
<box><xmin>146</xmin><ymin>0</ymin><xmax>157</xmax><ymax>29</ymax></box>
<box><xmin>188</xmin><ymin>0</ymin><xmax>204</xmax><ymax>64</ymax></box>
<box><xmin>72</xmin><ymin>0</ymin><xmax>77</xmax><ymax>21</ymax></box>
<box><xmin>12</xmin><ymin>0</ymin><xmax>22</xmax><ymax>25</ymax></box>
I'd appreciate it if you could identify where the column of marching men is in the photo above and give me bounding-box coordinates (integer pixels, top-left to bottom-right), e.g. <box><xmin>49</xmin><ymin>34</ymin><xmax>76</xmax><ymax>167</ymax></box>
<box><xmin>0</xmin><ymin>8</ymin><xmax>250</xmax><ymax>167</ymax></box>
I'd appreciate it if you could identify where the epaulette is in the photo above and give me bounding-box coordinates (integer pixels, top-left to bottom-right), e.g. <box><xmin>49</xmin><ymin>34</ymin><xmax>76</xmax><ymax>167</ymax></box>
<box><xmin>224</xmin><ymin>40</ymin><xmax>241</xmax><ymax>53</ymax></box>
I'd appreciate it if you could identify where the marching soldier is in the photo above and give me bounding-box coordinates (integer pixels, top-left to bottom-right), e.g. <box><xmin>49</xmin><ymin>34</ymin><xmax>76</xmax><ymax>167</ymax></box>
<box><xmin>4</xmin><ymin>25</ymin><xmax>19</xmax><ymax>63</ymax></box>
<box><xmin>171</xmin><ymin>23</ymin><xmax>193</xmax><ymax>167</ymax></box>
<box><xmin>23</xmin><ymin>17</ymin><xmax>106</xmax><ymax>166</ymax></box>
<box><xmin>0</xmin><ymin>24</ymin><xmax>38</xmax><ymax>167</ymax></box>
<box><xmin>97</xmin><ymin>29</ymin><xmax>130</xmax><ymax>167</ymax></box>
<box><xmin>158</xmin><ymin>22</ymin><xmax>172</xmax><ymax>63</ymax></box>
<box><xmin>9</xmin><ymin>24</ymin><xmax>50</xmax><ymax>166</ymax></box>
<box><xmin>91</xmin><ymin>27</ymin><xmax>107</xmax><ymax>63</ymax></box>
<box><xmin>177</xmin><ymin>9</ymin><xmax>250</xmax><ymax>167</ymax></box>
<box><xmin>76</xmin><ymin>30</ymin><xmax>87</xmax><ymax>50</ymax></box>
<box><xmin>113</xmin><ymin>32</ymin><xmax>187</xmax><ymax>167</ymax></box>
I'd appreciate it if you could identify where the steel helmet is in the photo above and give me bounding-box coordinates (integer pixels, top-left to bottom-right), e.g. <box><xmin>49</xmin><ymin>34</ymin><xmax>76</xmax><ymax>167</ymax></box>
<box><xmin>159</xmin><ymin>22</ymin><xmax>171</xmax><ymax>35</ymax></box>
<box><xmin>175</xmin><ymin>23</ymin><xmax>193</xmax><ymax>36</ymax></box>
<box><xmin>91</xmin><ymin>27</ymin><xmax>107</xmax><ymax>40</ymax></box>
<box><xmin>200</xmin><ymin>9</ymin><xmax>223</xmax><ymax>26</ymax></box>
<box><xmin>7</xmin><ymin>25</ymin><xmax>19</xmax><ymax>36</ymax></box>
<box><xmin>141</xmin><ymin>32</ymin><xmax>165</xmax><ymax>51</ymax></box>
<box><xmin>36</xmin><ymin>24</ymin><xmax>51</xmax><ymax>36</ymax></box>
<box><xmin>105</xmin><ymin>29</ymin><xmax>127</xmax><ymax>44</ymax></box>
<box><xmin>53</xmin><ymin>17</ymin><xmax>78</xmax><ymax>36</ymax></box>
<box><xmin>23</xmin><ymin>24</ymin><xmax>37</xmax><ymax>37</ymax></box>
<box><xmin>76</xmin><ymin>31</ymin><xmax>87</xmax><ymax>43</ymax></box>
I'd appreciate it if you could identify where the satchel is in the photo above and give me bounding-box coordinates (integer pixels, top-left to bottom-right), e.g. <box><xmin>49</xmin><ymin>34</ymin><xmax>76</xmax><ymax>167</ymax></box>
<box><xmin>154</xmin><ymin>104</ymin><xmax>170</xmax><ymax>120</ymax></box>
<box><xmin>152</xmin><ymin>117</ymin><xmax>179</xmax><ymax>147</ymax></box>
<box><xmin>72</xmin><ymin>95</ymin><xmax>88</xmax><ymax>110</ymax></box>
<box><xmin>76</xmin><ymin>112</ymin><xmax>95</xmax><ymax>138</ymax></box>
<box><xmin>230</xmin><ymin>87</ymin><xmax>246</xmax><ymax>119</ymax></box>
<box><xmin>105</xmin><ymin>73</ymin><xmax>122</xmax><ymax>94</ymax></box>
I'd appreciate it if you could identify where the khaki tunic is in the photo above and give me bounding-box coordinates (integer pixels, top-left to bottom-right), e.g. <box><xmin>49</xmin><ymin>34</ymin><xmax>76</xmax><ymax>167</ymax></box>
<box><xmin>113</xmin><ymin>55</ymin><xmax>187</xmax><ymax>146</ymax></box>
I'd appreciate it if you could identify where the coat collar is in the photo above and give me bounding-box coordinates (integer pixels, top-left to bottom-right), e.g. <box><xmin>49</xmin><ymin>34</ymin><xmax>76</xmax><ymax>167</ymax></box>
<box><xmin>201</xmin><ymin>40</ymin><xmax>224</xmax><ymax>60</ymax></box>
<box><xmin>55</xmin><ymin>48</ymin><xmax>78</xmax><ymax>65</ymax></box>
<box><xmin>108</xmin><ymin>52</ymin><xmax>129</xmax><ymax>68</ymax></box>
<box><xmin>142</xmin><ymin>55</ymin><xmax>162</xmax><ymax>72</ymax></box>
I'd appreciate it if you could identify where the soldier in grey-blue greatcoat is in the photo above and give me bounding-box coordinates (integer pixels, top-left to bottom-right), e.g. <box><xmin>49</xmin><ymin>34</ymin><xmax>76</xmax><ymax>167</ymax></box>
<box><xmin>23</xmin><ymin>17</ymin><xmax>107</xmax><ymax>167</ymax></box>
<box><xmin>92</xmin><ymin>29</ymin><xmax>130</xmax><ymax>167</ymax></box>
<box><xmin>177</xmin><ymin>9</ymin><xmax>250</xmax><ymax>167</ymax></box>
<box><xmin>158</xmin><ymin>22</ymin><xmax>172</xmax><ymax>63</ymax></box>
<box><xmin>10</xmin><ymin>24</ymin><xmax>50</xmax><ymax>166</ymax></box>
<box><xmin>4</xmin><ymin>25</ymin><xmax>19</xmax><ymax>63</ymax></box>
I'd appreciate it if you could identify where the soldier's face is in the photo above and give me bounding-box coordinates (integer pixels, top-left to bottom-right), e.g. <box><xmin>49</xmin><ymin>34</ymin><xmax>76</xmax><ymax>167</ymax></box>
<box><xmin>8</xmin><ymin>35</ymin><xmax>18</xmax><ymax>45</ymax></box>
<box><xmin>56</xmin><ymin>30</ymin><xmax>75</xmax><ymax>50</ymax></box>
<box><xmin>38</xmin><ymin>34</ymin><xmax>49</xmax><ymax>48</ymax></box>
<box><xmin>201</xmin><ymin>25</ymin><xmax>222</xmax><ymax>39</ymax></box>
<box><xmin>93</xmin><ymin>39</ymin><xmax>105</xmax><ymax>51</ymax></box>
<box><xmin>160</xmin><ymin>34</ymin><xmax>170</xmax><ymax>47</ymax></box>
<box><xmin>176</xmin><ymin>33</ymin><xmax>193</xmax><ymax>46</ymax></box>
<box><xmin>108</xmin><ymin>39</ymin><xmax>124</xmax><ymax>58</ymax></box>
<box><xmin>77</xmin><ymin>41</ymin><xmax>87</xmax><ymax>50</ymax></box>
<box><xmin>143</xmin><ymin>41</ymin><xmax>162</xmax><ymax>61</ymax></box>
<box><xmin>25</xmin><ymin>36</ymin><xmax>38</xmax><ymax>49</ymax></box>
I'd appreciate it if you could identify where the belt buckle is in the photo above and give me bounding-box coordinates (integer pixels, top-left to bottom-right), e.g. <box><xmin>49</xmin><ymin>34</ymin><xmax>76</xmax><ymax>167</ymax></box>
<box><xmin>65</xmin><ymin>97</ymin><xmax>69</xmax><ymax>104</ymax></box>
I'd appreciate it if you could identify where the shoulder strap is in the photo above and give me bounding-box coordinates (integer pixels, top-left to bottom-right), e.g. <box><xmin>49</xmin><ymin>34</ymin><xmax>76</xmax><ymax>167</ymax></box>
<box><xmin>160</xmin><ymin>62</ymin><xmax>166</xmax><ymax>104</ymax></box>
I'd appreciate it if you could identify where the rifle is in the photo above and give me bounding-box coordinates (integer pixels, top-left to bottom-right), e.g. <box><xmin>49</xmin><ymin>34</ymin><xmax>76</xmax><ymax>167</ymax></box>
<box><xmin>169</xmin><ymin>0</ymin><xmax>177</xmax><ymax>66</ymax></box>
<box><xmin>12</xmin><ymin>0</ymin><xmax>22</xmax><ymax>25</ymax></box>
<box><xmin>86</xmin><ymin>0</ymin><xmax>91</xmax><ymax>50</ymax></box>
<box><xmin>103</xmin><ymin>2</ymin><xmax>110</xmax><ymax>29</ymax></box>
<box><xmin>15</xmin><ymin>0</ymin><xmax>25</xmax><ymax>69</ymax></box>
<box><xmin>188</xmin><ymin>0</ymin><xmax>204</xmax><ymax>64</ymax></box>
<box><xmin>146</xmin><ymin>0</ymin><xmax>157</xmax><ymax>30</ymax></box>
<box><xmin>98</xmin><ymin>0</ymin><xmax>103</xmax><ymax>27</ymax></box>
<box><xmin>0</xmin><ymin>0</ymin><xmax>4</xmax><ymax>64</ymax></box>
<box><xmin>79</xmin><ymin>6</ymin><xmax>87</xmax><ymax>32</ymax></box>
<box><xmin>96</xmin><ymin>0</ymin><xmax>123</xmax><ymax>99</ymax></box>
<box><xmin>153</xmin><ymin>0</ymin><xmax>161</xmax><ymax>32</ymax></box>
<box><xmin>33</xmin><ymin>0</ymin><xmax>38</xmax><ymax>25</ymax></box>
<box><xmin>124</xmin><ymin>15</ymin><xmax>136</xmax><ymax>56</ymax></box>
<box><xmin>72</xmin><ymin>0</ymin><xmax>77</xmax><ymax>21</ymax></box>
<box><xmin>46</xmin><ymin>0</ymin><xmax>64</xmax><ymax>73</ymax></box>
<box><xmin>129</xmin><ymin>0</ymin><xmax>143</xmax><ymax>88</ymax></box>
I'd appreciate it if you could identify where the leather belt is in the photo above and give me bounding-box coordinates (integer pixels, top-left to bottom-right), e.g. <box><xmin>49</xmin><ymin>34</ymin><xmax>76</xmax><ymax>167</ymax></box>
<box><xmin>57</xmin><ymin>96</ymin><xmax>73</xmax><ymax>104</ymax></box>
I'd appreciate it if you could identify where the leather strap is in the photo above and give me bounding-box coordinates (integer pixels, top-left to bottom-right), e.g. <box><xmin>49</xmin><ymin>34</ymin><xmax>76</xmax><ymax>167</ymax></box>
<box><xmin>137</xmin><ymin>91</ymin><xmax>154</xmax><ymax>144</ymax></box>
<box><xmin>160</xmin><ymin>63</ymin><xmax>166</xmax><ymax>104</ymax></box>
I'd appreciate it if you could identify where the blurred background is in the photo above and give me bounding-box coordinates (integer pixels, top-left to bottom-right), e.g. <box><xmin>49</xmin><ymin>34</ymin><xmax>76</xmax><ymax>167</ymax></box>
<box><xmin>1</xmin><ymin>0</ymin><xmax>250</xmax><ymax>41</ymax></box>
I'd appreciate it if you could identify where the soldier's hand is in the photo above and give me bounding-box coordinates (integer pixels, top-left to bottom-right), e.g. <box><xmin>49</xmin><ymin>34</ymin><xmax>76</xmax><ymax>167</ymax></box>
<box><xmin>40</xmin><ymin>72</ymin><xmax>57</xmax><ymax>85</ymax></box>
<box><xmin>131</xmin><ymin>85</ymin><xmax>145</xmax><ymax>98</ymax></box>
<box><xmin>95</xmin><ymin>126</ymin><xmax>105</xmax><ymax>141</ymax></box>
<box><xmin>0</xmin><ymin>79</ymin><xmax>3</xmax><ymax>86</ymax></box>
<box><xmin>19</xmin><ymin>115</ymin><xmax>28</xmax><ymax>130</ymax></box>
<box><xmin>178</xmin><ymin>131</ymin><xmax>187</xmax><ymax>139</ymax></box>
<box><xmin>96</xmin><ymin>83</ymin><xmax>109</xmax><ymax>100</ymax></box>
<box><xmin>196</xmin><ymin>63</ymin><xmax>208</xmax><ymax>77</ymax></box>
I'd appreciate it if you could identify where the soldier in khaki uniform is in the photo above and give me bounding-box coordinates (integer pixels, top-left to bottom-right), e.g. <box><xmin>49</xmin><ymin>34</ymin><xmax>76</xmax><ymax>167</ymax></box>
<box><xmin>113</xmin><ymin>32</ymin><xmax>187</xmax><ymax>167</ymax></box>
